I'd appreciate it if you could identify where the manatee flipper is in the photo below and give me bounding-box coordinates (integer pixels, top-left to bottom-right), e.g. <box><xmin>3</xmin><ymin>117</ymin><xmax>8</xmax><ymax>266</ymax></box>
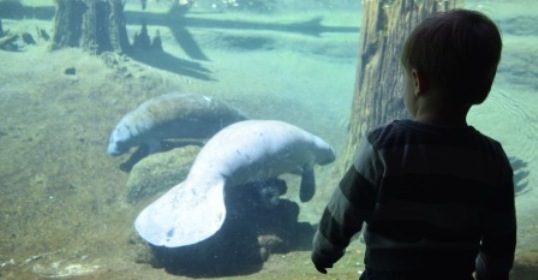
<box><xmin>120</xmin><ymin>145</ymin><xmax>150</xmax><ymax>172</ymax></box>
<box><xmin>299</xmin><ymin>166</ymin><xmax>315</xmax><ymax>202</ymax></box>
<box><xmin>134</xmin><ymin>181</ymin><xmax>226</xmax><ymax>247</ymax></box>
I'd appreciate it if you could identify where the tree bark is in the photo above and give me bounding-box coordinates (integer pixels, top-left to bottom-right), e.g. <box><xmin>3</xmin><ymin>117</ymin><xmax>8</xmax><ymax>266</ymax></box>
<box><xmin>341</xmin><ymin>0</ymin><xmax>462</xmax><ymax>170</ymax></box>
<box><xmin>51</xmin><ymin>0</ymin><xmax>129</xmax><ymax>54</ymax></box>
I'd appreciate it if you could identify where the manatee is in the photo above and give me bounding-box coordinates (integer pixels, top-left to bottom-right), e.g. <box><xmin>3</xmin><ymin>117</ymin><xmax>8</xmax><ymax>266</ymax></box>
<box><xmin>227</xmin><ymin>178</ymin><xmax>288</xmax><ymax>210</ymax></box>
<box><xmin>107</xmin><ymin>92</ymin><xmax>247</xmax><ymax>156</ymax></box>
<box><xmin>135</xmin><ymin>120</ymin><xmax>336</xmax><ymax>248</ymax></box>
<box><xmin>249</xmin><ymin>178</ymin><xmax>288</xmax><ymax>209</ymax></box>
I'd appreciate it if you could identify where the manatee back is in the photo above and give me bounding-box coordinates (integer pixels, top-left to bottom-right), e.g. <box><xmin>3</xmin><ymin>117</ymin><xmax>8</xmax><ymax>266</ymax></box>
<box><xmin>136</xmin><ymin>92</ymin><xmax>248</xmax><ymax>139</ymax></box>
<box><xmin>187</xmin><ymin>120</ymin><xmax>335</xmax><ymax>187</ymax></box>
<box><xmin>107</xmin><ymin>92</ymin><xmax>247</xmax><ymax>156</ymax></box>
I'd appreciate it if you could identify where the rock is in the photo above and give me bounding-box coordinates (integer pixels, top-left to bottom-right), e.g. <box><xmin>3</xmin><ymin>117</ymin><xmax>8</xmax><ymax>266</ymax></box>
<box><xmin>126</xmin><ymin>145</ymin><xmax>200</xmax><ymax>203</ymax></box>
<box><xmin>258</xmin><ymin>234</ymin><xmax>284</xmax><ymax>261</ymax></box>
<box><xmin>64</xmin><ymin>67</ymin><xmax>76</xmax><ymax>75</ymax></box>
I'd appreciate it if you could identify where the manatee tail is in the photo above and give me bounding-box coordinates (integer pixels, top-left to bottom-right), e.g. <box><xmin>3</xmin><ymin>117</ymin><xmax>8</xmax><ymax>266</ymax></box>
<box><xmin>134</xmin><ymin>180</ymin><xmax>226</xmax><ymax>247</ymax></box>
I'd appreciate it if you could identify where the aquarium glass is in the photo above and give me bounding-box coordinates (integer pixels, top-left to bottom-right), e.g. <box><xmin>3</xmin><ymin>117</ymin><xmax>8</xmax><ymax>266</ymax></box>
<box><xmin>0</xmin><ymin>0</ymin><xmax>536</xmax><ymax>279</ymax></box>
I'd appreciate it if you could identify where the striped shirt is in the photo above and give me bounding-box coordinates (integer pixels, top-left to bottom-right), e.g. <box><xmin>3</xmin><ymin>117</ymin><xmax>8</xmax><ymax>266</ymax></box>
<box><xmin>312</xmin><ymin>120</ymin><xmax>516</xmax><ymax>278</ymax></box>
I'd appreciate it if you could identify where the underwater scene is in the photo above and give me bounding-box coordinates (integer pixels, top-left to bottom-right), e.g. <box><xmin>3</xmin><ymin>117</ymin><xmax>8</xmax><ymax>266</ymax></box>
<box><xmin>0</xmin><ymin>0</ymin><xmax>536</xmax><ymax>279</ymax></box>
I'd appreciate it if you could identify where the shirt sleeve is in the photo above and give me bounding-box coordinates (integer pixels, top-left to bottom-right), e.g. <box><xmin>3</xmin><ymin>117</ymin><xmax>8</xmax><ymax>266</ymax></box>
<box><xmin>475</xmin><ymin>151</ymin><xmax>517</xmax><ymax>280</ymax></box>
<box><xmin>311</xmin><ymin>139</ymin><xmax>381</xmax><ymax>266</ymax></box>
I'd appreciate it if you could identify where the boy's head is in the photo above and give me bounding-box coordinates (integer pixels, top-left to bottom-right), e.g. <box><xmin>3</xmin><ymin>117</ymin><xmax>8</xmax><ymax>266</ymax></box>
<box><xmin>401</xmin><ymin>9</ymin><xmax>502</xmax><ymax>106</ymax></box>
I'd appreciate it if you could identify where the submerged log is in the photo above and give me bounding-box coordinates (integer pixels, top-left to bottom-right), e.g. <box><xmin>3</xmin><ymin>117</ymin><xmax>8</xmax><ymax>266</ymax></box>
<box><xmin>0</xmin><ymin>33</ymin><xmax>18</xmax><ymax>49</ymax></box>
<box><xmin>341</xmin><ymin>0</ymin><xmax>462</xmax><ymax>169</ymax></box>
<box><xmin>51</xmin><ymin>0</ymin><xmax>129</xmax><ymax>54</ymax></box>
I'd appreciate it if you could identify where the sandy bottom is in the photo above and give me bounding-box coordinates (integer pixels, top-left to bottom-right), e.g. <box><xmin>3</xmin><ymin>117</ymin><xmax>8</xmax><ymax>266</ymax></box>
<box><xmin>0</xmin><ymin>0</ymin><xmax>537</xmax><ymax>279</ymax></box>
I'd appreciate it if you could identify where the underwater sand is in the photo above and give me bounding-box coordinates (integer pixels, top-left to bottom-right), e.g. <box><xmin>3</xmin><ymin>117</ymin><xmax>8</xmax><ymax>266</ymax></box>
<box><xmin>0</xmin><ymin>0</ymin><xmax>537</xmax><ymax>279</ymax></box>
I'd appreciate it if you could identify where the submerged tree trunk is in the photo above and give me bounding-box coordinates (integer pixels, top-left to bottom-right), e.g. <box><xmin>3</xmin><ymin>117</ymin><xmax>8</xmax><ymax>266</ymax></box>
<box><xmin>51</xmin><ymin>0</ymin><xmax>129</xmax><ymax>54</ymax></box>
<box><xmin>341</xmin><ymin>0</ymin><xmax>462</xmax><ymax>169</ymax></box>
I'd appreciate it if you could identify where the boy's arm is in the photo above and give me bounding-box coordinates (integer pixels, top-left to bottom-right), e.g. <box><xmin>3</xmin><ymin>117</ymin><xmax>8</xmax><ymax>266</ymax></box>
<box><xmin>311</xmin><ymin>141</ymin><xmax>379</xmax><ymax>273</ymax></box>
<box><xmin>475</xmin><ymin>158</ymin><xmax>516</xmax><ymax>280</ymax></box>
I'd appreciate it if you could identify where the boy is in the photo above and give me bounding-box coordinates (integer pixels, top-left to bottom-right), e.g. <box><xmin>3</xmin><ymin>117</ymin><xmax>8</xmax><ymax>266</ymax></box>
<box><xmin>311</xmin><ymin>9</ymin><xmax>516</xmax><ymax>280</ymax></box>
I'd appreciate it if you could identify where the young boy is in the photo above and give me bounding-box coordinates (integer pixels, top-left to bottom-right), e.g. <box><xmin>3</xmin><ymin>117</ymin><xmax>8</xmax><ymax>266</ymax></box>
<box><xmin>311</xmin><ymin>9</ymin><xmax>516</xmax><ymax>280</ymax></box>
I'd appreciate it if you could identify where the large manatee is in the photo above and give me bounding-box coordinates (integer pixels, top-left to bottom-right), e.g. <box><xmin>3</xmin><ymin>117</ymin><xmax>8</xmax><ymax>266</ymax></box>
<box><xmin>135</xmin><ymin>120</ymin><xmax>335</xmax><ymax>247</ymax></box>
<box><xmin>107</xmin><ymin>92</ymin><xmax>247</xmax><ymax>156</ymax></box>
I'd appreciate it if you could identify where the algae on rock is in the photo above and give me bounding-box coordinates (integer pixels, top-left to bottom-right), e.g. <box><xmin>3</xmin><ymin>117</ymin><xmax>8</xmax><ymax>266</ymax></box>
<box><xmin>126</xmin><ymin>146</ymin><xmax>200</xmax><ymax>203</ymax></box>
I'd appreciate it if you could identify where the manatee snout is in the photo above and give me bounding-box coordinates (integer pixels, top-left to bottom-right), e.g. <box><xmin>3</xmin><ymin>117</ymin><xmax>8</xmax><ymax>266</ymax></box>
<box><xmin>107</xmin><ymin>133</ymin><xmax>128</xmax><ymax>156</ymax></box>
<box><xmin>317</xmin><ymin>146</ymin><xmax>336</xmax><ymax>165</ymax></box>
<box><xmin>107</xmin><ymin>143</ymin><xmax>122</xmax><ymax>156</ymax></box>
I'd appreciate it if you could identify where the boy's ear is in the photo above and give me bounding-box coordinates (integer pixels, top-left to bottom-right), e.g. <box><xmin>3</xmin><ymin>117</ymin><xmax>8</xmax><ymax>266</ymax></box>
<box><xmin>411</xmin><ymin>68</ymin><xmax>428</xmax><ymax>96</ymax></box>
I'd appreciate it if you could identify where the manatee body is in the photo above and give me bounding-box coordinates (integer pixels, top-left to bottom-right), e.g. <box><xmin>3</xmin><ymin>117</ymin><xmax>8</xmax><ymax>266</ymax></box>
<box><xmin>134</xmin><ymin>120</ymin><xmax>336</xmax><ymax>248</ymax></box>
<box><xmin>107</xmin><ymin>92</ymin><xmax>247</xmax><ymax>156</ymax></box>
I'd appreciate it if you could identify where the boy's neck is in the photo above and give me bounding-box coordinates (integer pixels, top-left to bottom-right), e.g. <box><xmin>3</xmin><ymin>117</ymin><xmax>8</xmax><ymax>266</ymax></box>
<box><xmin>414</xmin><ymin>114</ymin><xmax>468</xmax><ymax>127</ymax></box>
<box><xmin>414</xmin><ymin>104</ymin><xmax>470</xmax><ymax>127</ymax></box>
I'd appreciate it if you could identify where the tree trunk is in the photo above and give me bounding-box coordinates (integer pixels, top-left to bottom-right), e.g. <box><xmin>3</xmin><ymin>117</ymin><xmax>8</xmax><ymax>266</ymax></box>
<box><xmin>0</xmin><ymin>17</ymin><xmax>4</xmax><ymax>37</ymax></box>
<box><xmin>51</xmin><ymin>0</ymin><xmax>129</xmax><ymax>54</ymax></box>
<box><xmin>341</xmin><ymin>0</ymin><xmax>462</xmax><ymax>170</ymax></box>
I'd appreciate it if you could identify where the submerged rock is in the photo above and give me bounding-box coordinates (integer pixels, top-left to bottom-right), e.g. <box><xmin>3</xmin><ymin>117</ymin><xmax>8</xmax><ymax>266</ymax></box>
<box><xmin>126</xmin><ymin>145</ymin><xmax>200</xmax><ymax>203</ymax></box>
<box><xmin>64</xmin><ymin>67</ymin><xmax>76</xmax><ymax>75</ymax></box>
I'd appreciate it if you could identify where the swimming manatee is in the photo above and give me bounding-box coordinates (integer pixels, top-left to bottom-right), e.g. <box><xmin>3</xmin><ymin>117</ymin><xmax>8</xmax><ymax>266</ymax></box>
<box><xmin>134</xmin><ymin>120</ymin><xmax>336</xmax><ymax>248</ymax></box>
<box><xmin>107</xmin><ymin>92</ymin><xmax>247</xmax><ymax>156</ymax></box>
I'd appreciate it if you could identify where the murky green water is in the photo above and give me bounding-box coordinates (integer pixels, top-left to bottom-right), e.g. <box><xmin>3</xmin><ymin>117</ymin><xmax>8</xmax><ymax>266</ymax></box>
<box><xmin>0</xmin><ymin>0</ymin><xmax>536</xmax><ymax>279</ymax></box>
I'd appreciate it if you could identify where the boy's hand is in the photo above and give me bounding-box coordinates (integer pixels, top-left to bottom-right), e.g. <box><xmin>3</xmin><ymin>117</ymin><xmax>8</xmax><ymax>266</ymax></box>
<box><xmin>313</xmin><ymin>260</ymin><xmax>333</xmax><ymax>274</ymax></box>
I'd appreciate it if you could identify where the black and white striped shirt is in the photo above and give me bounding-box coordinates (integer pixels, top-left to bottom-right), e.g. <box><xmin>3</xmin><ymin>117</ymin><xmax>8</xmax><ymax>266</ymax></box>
<box><xmin>312</xmin><ymin>120</ymin><xmax>516</xmax><ymax>278</ymax></box>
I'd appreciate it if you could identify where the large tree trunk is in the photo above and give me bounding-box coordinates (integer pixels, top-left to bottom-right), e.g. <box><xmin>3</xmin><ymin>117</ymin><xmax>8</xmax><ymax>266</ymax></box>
<box><xmin>51</xmin><ymin>0</ymin><xmax>129</xmax><ymax>54</ymax></box>
<box><xmin>341</xmin><ymin>0</ymin><xmax>462</xmax><ymax>169</ymax></box>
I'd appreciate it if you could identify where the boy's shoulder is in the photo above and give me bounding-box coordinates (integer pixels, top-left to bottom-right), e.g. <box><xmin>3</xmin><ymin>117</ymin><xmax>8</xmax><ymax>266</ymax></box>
<box><xmin>367</xmin><ymin>119</ymin><xmax>505</xmax><ymax>153</ymax></box>
<box><xmin>366</xmin><ymin>120</ymin><xmax>415</xmax><ymax>145</ymax></box>
<box><xmin>365</xmin><ymin>120</ymin><xmax>410</xmax><ymax>150</ymax></box>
